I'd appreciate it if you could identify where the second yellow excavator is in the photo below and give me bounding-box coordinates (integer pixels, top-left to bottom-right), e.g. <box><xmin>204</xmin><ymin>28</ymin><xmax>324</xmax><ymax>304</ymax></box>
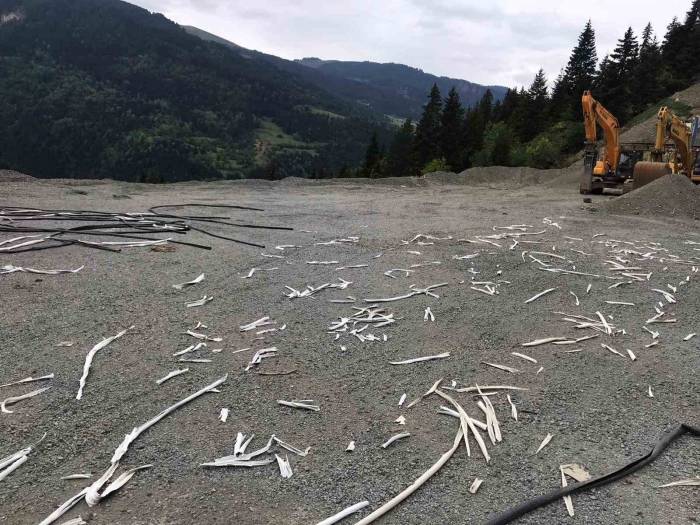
<box><xmin>633</xmin><ymin>107</ymin><xmax>700</xmax><ymax>188</ymax></box>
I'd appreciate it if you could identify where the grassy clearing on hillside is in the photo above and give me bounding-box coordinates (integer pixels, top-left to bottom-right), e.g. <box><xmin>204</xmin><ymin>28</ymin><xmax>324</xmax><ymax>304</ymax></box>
<box><xmin>627</xmin><ymin>97</ymin><xmax>692</xmax><ymax>127</ymax></box>
<box><xmin>385</xmin><ymin>115</ymin><xmax>406</xmax><ymax>127</ymax></box>
<box><xmin>254</xmin><ymin>119</ymin><xmax>323</xmax><ymax>165</ymax></box>
<box><xmin>294</xmin><ymin>105</ymin><xmax>347</xmax><ymax>119</ymax></box>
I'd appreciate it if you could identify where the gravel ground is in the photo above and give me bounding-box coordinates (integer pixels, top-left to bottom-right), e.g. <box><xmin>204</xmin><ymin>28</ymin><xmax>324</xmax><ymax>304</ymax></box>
<box><xmin>0</xmin><ymin>170</ymin><xmax>698</xmax><ymax>525</ymax></box>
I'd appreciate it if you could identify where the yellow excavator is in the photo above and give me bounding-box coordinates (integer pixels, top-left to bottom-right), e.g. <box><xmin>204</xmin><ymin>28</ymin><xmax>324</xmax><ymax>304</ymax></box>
<box><xmin>580</xmin><ymin>90</ymin><xmax>633</xmax><ymax>193</ymax></box>
<box><xmin>633</xmin><ymin>107</ymin><xmax>700</xmax><ymax>187</ymax></box>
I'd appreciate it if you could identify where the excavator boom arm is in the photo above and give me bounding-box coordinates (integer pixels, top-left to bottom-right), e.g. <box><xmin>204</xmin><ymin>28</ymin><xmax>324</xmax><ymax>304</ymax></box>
<box><xmin>581</xmin><ymin>91</ymin><xmax>621</xmax><ymax>172</ymax></box>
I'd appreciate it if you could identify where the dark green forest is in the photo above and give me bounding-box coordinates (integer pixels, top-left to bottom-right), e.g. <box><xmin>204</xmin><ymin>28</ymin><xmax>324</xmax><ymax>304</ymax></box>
<box><xmin>0</xmin><ymin>0</ymin><xmax>392</xmax><ymax>181</ymax></box>
<box><xmin>361</xmin><ymin>1</ymin><xmax>700</xmax><ymax>178</ymax></box>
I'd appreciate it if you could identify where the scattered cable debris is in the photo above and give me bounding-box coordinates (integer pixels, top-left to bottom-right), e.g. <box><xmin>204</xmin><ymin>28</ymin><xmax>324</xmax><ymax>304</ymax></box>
<box><xmin>0</xmin><ymin>373</ymin><xmax>54</xmax><ymax>389</ymax></box>
<box><xmin>277</xmin><ymin>399</ymin><xmax>320</xmax><ymax>412</ymax></box>
<box><xmin>0</xmin><ymin>433</ymin><xmax>45</xmax><ymax>482</ymax></box>
<box><xmin>524</xmin><ymin>288</ymin><xmax>557</xmax><ymax>304</ymax></box>
<box><xmin>482</xmin><ymin>362</ymin><xmax>520</xmax><ymax>374</ymax></box>
<box><xmin>657</xmin><ymin>477</ymin><xmax>700</xmax><ymax>488</ymax></box>
<box><xmin>1</xmin><ymin>264</ymin><xmax>84</xmax><ymax>275</ymax></box>
<box><xmin>381</xmin><ymin>432</ymin><xmax>410</xmax><ymax>448</ymax></box>
<box><xmin>2</xmin><ymin>386</ymin><xmax>52</xmax><ymax>413</ymax></box>
<box><xmin>535</xmin><ymin>433</ymin><xmax>553</xmax><ymax>454</ymax></box>
<box><xmin>185</xmin><ymin>295</ymin><xmax>213</xmax><ymax>308</ymax></box>
<box><xmin>40</xmin><ymin>375</ymin><xmax>227</xmax><ymax>524</ymax></box>
<box><xmin>76</xmin><ymin>326</ymin><xmax>133</xmax><ymax>400</ymax></box>
<box><xmin>390</xmin><ymin>353</ymin><xmax>450</xmax><ymax>365</ymax></box>
<box><xmin>285</xmin><ymin>278</ymin><xmax>352</xmax><ymax>299</ymax></box>
<box><xmin>245</xmin><ymin>347</ymin><xmax>278</xmax><ymax>371</ymax></box>
<box><xmin>365</xmin><ymin>282</ymin><xmax>448</xmax><ymax>303</ymax></box>
<box><xmin>469</xmin><ymin>478</ymin><xmax>484</xmax><ymax>494</ymax></box>
<box><xmin>156</xmin><ymin>369</ymin><xmax>189</xmax><ymax>385</ymax></box>
<box><xmin>172</xmin><ymin>273</ymin><xmax>204</xmax><ymax>290</ymax></box>
<box><xmin>61</xmin><ymin>474</ymin><xmax>92</xmax><ymax>481</ymax></box>
<box><xmin>315</xmin><ymin>500</ymin><xmax>369</xmax><ymax>525</ymax></box>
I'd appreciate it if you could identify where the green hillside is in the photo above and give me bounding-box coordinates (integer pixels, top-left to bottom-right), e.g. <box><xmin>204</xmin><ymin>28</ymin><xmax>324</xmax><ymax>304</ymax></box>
<box><xmin>0</xmin><ymin>0</ymin><xmax>390</xmax><ymax>181</ymax></box>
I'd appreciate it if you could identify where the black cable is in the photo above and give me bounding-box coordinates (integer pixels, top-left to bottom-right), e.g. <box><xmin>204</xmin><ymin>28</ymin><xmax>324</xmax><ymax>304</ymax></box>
<box><xmin>485</xmin><ymin>423</ymin><xmax>700</xmax><ymax>525</ymax></box>
<box><xmin>147</xmin><ymin>204</ymin><xmax>293</xmax><ymax>231</ymax></box>
<box><xmin>149</xmin><ymin>203</ymin><xmax>265</xmax><ymax>212</ymax></box>
<box><xmin>1</xmin><ymin>203</ymin><xmax>290</xmax><ymax>251</ymax></box>
<box><xmin>187</xmin><ymin>225</ymin><xmax>264</xmax><ymax>248</ymax></box>
<box><xmin>178</xmin><ymin>216</ymin><xmax>294</xmax><ymax>231</ymax></box>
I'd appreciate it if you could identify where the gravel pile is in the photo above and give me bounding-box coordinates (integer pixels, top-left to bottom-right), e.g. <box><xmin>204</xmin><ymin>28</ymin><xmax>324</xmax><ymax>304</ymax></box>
<box><xmin>424</xmin><ymin>165</ymin><xmax>576</xmax><ymax>188</ymax></box>
<box><xmin>0</xmin><ymin>169</ymin><xmax>34</xmax><ymax>182</ymax></box>
<box><xmin>602</xmin><ymin>174</ymin><xmax>699</xmax><ymax>219</ymax></box>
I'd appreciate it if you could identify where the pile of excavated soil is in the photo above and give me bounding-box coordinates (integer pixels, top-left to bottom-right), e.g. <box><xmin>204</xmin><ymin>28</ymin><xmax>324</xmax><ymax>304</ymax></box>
<box><xmin>601</xmin><ymin>174</ymin><xmax>699</xmax><ymax>219</ymax></box>
<box><xmin>425</xmin><ymin>165</ymin><xmax>577</xmax><ymax>189</ymax></box>
<box><xmin>0</xmin><ymin>169</ymin><xmax>33</xmax><ymax>182</ymax></box>
<box><xmin>1</xmin><ymin>164</ymin><xmax>584</xmax><ymax>194</ymax></box>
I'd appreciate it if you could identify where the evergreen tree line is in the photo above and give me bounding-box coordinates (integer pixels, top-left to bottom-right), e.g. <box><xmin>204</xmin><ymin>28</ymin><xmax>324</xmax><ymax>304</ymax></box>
<box><xmin>362</xmin><ymin>0</ymin><xmax>700</xmax><ymax>177</ymax></box>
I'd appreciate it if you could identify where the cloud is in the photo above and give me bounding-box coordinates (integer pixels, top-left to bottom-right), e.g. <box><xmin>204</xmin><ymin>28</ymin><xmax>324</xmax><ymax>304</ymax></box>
<box><xmin>131</xmin><ymin>0</ymin><xmax>691</xmax><ymax>87</ymax></box>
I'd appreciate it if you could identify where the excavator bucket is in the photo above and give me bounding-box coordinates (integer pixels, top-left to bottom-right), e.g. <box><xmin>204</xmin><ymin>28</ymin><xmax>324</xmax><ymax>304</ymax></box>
<box><xmin>632</xmin><ymin>161</ymin><xmax>672</xmax><ymax>190</ymax></box>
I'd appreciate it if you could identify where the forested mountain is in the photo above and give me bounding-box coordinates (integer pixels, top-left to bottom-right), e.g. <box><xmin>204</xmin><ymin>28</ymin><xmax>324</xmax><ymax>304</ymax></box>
<box><xmin>183</xmin><ymin>26</ymin><xmax>507</xmax><ymax>120</ymax></box>
<box><xmin>0</xmin><ymin>0</ymin><xmax>391</xmax><ymax>181</ymax></box>
<box><xmin>295</xmin><ymin>58</ymin><xmax>508</xmax><ymax>119</ymax></box>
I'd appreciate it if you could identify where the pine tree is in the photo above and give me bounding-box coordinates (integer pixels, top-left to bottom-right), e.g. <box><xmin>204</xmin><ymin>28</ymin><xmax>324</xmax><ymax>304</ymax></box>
<box><xmin>676</xmin><ymin>0</ymin><xmax>700</xmax><ymax>79</ymax></box>
<box><xmin>462</xmin><ymin>90</ymin><xmax>493</xmax><ymax>166</ymax></box>
<box><xmin>549</xmin><ymin>70</ymin><xmax>568</xmax><ymax>120</ymax></box>
<box><xmin>661</xmin><ymin>17</ymin><xmax>687</xmax><ymax>90</ymax></box>
<box><xmin>596</xmin><ymin>27</ymin><xmax>639</xmax><ymax>123</ymax></box>
<box><xmin>413</xmin><ymin>83</ymin><xmax>443</xmax><ymax>169</ymax></box>
<box><xmin>495</xmin><ymin>88</ymin><xmax>519</xmax><ymax>123</ymax></box>
<box><xmin>610</xmin><ymin>27</ymin><xmax>639</xmax><ymax>76</ymax></box>
<box><xmin>440</xmin><ymin>87</ymin><xmax>465</xmax><ymax>170</ymax></box>
<box><xmin>385</xmin><ymin>119</ymin><xmax>415</xmax><ymax>177</ymax></box>
<box><xmin>506</xmin><ymin>87</ymin><xmax>528</xmax><ymax>143</ymax></box>
<box><xmin>594</xmin><ymin>54</ymin><xmax>616</xmax><ymax>103</ymax></box>
<box><xmin>521</xmin><ymin>69</ymin><xmax>549</xmax><ymax>141</ymax></box>
<box><xmin>559</xmin><ymin>20</ymin><xmax>598</xmax><ymax>117</ymax></box>
<box><xmin>633</xmin><ymin>23</ymin><xmax>663</xmax><ymax>112</ymax></box>
<box><xmin>363</xmin><ymin>131</ymin><xmax>383</xmax><ymax>177</ymax></box>
<box><xmin>478</xmin><ymin>89</ymin><xmax>494</xmax><ymax>123</ymax></box>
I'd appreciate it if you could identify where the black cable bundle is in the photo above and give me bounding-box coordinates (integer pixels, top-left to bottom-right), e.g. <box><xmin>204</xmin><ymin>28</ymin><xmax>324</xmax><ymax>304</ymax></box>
<box><xmin>0</xmin><ymin>203</ymin><xmax>293</xmax><ymax>252</ymax></box>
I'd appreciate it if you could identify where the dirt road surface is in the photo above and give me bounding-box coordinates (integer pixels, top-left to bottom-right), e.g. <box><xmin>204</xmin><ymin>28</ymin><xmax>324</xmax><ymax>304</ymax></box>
<box><xmin>1</xmin><ymin>169</ymin><xmax>698</xmax><ymax>524</ymax></box>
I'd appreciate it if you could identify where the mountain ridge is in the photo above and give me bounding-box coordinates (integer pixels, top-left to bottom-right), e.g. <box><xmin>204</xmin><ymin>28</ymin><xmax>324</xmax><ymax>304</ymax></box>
<box><xmin>182</xmin><ymin>25</ymin><xmax>508</xmax><ymax>119</ymax></box>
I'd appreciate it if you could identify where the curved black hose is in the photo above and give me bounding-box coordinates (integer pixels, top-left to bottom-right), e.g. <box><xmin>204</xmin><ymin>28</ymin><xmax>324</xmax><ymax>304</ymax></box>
<box><xmin>187</xmin><ymin>225</ymin><xmax>264</xmax><ymax>248</ymax></box>
<box><xmin>149</xmin><ymin>203</ymin><xmax>264</xmax><ymax>212</ymax></box>
<box><xmin>485</xmin><ymin>423</ymin><xmax>700</xmax><ymax>525</ymax></box>
<box><xmin>2</xmin><ymin>203</ymin><xmax>290</xmax><ymax>250</ymax></box>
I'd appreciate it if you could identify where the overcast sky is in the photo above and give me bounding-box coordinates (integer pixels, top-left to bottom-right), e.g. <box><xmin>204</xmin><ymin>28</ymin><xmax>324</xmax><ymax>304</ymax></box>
<box><xmin>131</xmin><ymin>0</ymin><xmax>691</xmax><ymax>88</ymax></box>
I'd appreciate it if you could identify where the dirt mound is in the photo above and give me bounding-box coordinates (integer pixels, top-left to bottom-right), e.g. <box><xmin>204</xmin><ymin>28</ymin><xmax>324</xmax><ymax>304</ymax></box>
<box><xmin>0</xmin><ymin>169</ymin><xmax>34</xmax><ymax>182</ymax></box>
<box><xmin>601</xmin><ymin>174</ymin><xmax>699</xmax><ymax>220</ymax></box>
<box><xmin>424</xmin><ymin>165</ymin><xmax>574</xmax><ymax>189</ymax></box>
